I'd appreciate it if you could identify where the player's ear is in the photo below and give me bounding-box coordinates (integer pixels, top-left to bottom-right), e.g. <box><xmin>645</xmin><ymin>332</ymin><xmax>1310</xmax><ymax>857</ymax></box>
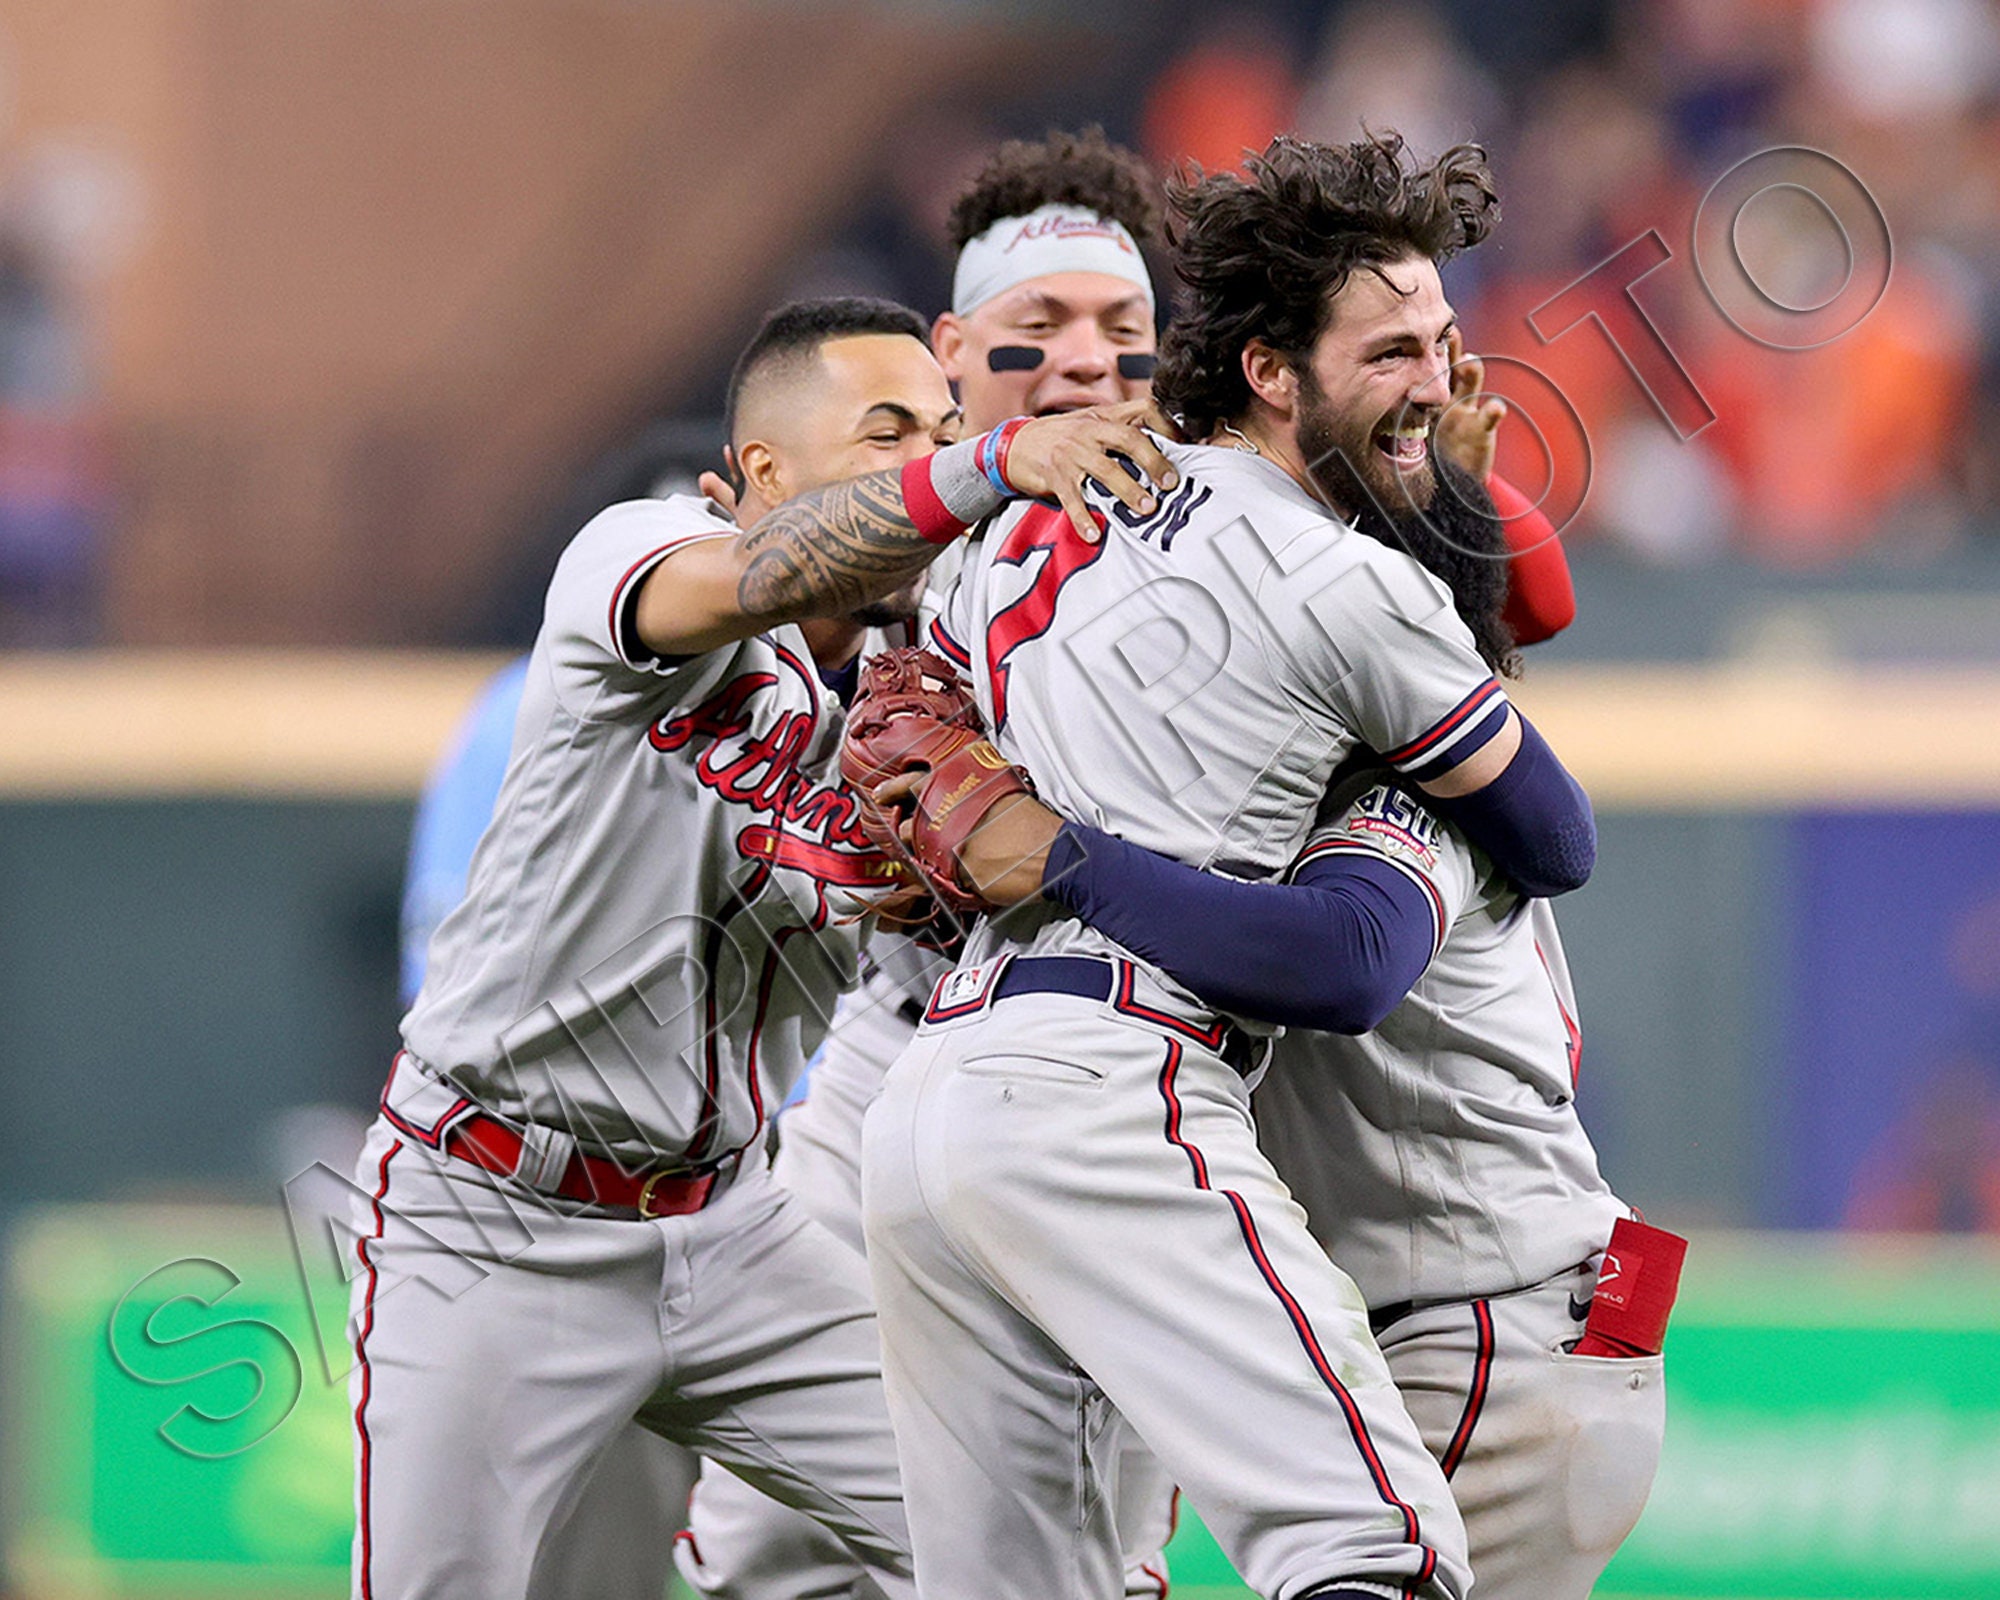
<box><xmin>1241</xmin><ymin>340</ymin><xmax>1297</xmax><ymax>419</ymax></box>
<box><xmin>931</xmin><ymin>314</ymin><xmax>968</xmax><ymax>386</ymax></box>
<box><xmin>735</xmin><ymin>438</ymin><xmax>786</xmax><ymax>505</ymax></box>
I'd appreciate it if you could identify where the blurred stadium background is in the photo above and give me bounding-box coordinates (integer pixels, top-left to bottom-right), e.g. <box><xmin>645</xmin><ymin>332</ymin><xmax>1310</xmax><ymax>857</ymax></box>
<box><xmin>2</xmin><ymin>0</ymin><xmax>2000</xmax><ymax>1595</ymax></box>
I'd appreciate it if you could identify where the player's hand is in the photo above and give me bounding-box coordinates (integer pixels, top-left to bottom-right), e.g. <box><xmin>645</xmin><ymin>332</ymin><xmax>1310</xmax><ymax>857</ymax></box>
<box><xmin>1434</xmin><ymin>327</ymin><xmax>1506</xmax><ymax>483</ymax></box>
<box><xmin>873</xmin><ymin>770</ymin><xmax>1062</xmax><ymax>907</ymax></box>
<box><xmin>1003</xmin><ymin>401</ymin><xmax>1180</xmax><ymax>542</ymax></box>
<box><xmin>697</xmin><ymin>470</ymin><xmax>740</xmax><ymax>521</ymax></box>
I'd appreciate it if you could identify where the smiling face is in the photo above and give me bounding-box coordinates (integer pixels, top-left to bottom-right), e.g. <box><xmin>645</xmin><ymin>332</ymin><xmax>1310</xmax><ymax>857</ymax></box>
<box><xmin>734</xmin><ymin>331</ymin><xmax>962</xmax><ymax>512</ymax></box>
<box><xmin>934</xmin><ymin>271</ymin><xmax>1155</xmax><ymax>429</ymax></box>
<box><xmin>1292</xmin><ymin>253</ymin><xmax>1457</xmax><ymax>519</ymax></box>
<box><xmin>781</xmin><ymin>333</ymin><xmax>963</xmax><ymax>495</ymax></box>
<box><xmin>732</xmin><ymin>330</ymin><xmax>961</xmax><ymax>628</ymax></box>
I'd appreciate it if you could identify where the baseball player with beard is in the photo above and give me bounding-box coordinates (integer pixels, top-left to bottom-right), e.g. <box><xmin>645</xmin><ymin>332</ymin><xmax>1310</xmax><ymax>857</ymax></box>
<box><xmin>854</xmin><ymin>133</ymin><xmax>1605</xmax><ymax>1600</ymax></box>
<box><xmin>1245</xmin><ymin>336</ymin><xmax>1662</xmax><ymax>1600</ymax></box>
<box><xmin>350</xmin><ymin>295</ymin><xmax>1174</xmax><ymax>1600</ymax></box>
<box><xmin>929</xmin><ymin>392</ymin><xmax>1662</xmax><ymax>1600</ymax></box>
<box><xmin>677</xmin><ymin>128</ymin><xmax>1184</xmax><ymax>1600</ymax></box>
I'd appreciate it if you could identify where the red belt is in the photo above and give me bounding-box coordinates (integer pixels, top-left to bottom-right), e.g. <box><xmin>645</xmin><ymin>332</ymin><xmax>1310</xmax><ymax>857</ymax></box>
<box><xmin>442</xmin><ymin>1113</ymin><xmax>724</xmax><ymax>1219</ymax></box>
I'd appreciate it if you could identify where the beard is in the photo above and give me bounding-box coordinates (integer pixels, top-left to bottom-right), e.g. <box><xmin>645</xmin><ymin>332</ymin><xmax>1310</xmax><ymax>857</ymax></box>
<box><xmin>1295</xmin><ymin>365</ymin><xmax>1438</xmax><ymax>524</ymax></box>
<box><xmin>1295</xmin><ymin>368</ymin><xmax>1518</xmax><ymax>676</ymax></box>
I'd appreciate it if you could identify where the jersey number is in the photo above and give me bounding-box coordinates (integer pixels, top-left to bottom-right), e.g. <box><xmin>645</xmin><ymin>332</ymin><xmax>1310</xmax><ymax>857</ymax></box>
<box><xmin>985</xmin><ymin>504</ymin><xmax>1105</xmax><ymax>731</ymax></box>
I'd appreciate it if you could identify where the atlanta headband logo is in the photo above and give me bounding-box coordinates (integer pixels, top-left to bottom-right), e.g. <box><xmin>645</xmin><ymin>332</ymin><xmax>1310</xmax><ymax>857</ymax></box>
<box><xmin>1004</xmin><ymin>214</ymin><xmax>1136</xmax><ymax>253</ymax></box>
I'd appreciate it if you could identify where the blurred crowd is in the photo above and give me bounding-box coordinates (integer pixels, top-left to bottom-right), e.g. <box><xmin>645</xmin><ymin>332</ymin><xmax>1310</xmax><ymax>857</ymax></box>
<box><xmin>6</xmin><ymin>0</ymin><xmax>2000</xmax><ymax>643</ymax></box>
<box><xmin>794</xmin><ymin>0</ymin><xmax>2000</xmax><ymax>568</ymax></box>
<box><xmin>0</xmin><ymin>148</ymin><xmax>108</xmax><ymax>644</ymax></box>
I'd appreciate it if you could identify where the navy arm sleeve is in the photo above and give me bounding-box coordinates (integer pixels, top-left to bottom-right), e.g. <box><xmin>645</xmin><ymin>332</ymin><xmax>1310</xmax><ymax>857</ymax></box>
<box><xmin>1425</xmin><ymin>714</ymin><xmax>1595</xmax><ymax>898</ymax></box>
<box><xmin>1040</xmin><ymin>823</ymin><xmax>1437</xmax><ymax>1033</ymax></box>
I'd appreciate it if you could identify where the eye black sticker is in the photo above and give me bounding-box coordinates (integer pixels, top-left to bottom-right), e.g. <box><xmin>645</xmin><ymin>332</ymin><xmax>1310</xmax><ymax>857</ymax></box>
<box><xmin>986</xmin><ymin>346</ymin><xmax>1045</xmax><ymax>372</ymax></box>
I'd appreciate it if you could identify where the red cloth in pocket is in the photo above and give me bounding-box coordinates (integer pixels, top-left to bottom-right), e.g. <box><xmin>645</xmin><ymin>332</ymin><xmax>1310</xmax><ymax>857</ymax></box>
<box><xmin>1574</xmin><ymin>1216</ymin><xmax>1687</xmax><ymax>1358</ymax></box>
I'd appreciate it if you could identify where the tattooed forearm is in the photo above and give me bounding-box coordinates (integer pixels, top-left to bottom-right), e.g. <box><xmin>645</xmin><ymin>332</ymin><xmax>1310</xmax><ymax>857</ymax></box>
<box><xmin>736</xmin><ymin>468</ymin><xmax>938</xmax><ymax>623</ymax></box>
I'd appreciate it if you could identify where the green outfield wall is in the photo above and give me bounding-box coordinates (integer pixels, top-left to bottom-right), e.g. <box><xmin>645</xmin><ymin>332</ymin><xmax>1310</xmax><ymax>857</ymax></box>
<box><xmin>8</xmin><ymin>1208</ymin><xmax>1998</xmax><ymax>1600</ymax></box>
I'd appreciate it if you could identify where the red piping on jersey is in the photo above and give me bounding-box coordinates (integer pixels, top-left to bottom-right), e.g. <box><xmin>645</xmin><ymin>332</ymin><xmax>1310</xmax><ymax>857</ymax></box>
<box><xmin>1114</xmin><ymin>961</ymin><xmax>1229</xmax><ymax>1049</ymax></box>
<box><xmin>685</xmin><ymin>864</ymin><xmax>771</xmax><ymax>1163</ymax></box>
<box><xmin>1139</xmin><ymin>1558</ymin><xmax>1170</xmax><ymax>1598</ymax></box>
<box><xmin>1535</xmin><ymin>939</ymin><xmax>1583</xmax><ymax>1090</ymax></box>
<box><xmin>927</xmin><ymin>616</ymin><xmax>972</xmax><ymax>668</ymax></box>
<box><xmin>1381</xmin><ymin>679</ymin><xmax>1504</xmax><ymax>768</ymax></box>
<box><xmin>1438</xmin><ymin>1298</ymin><xmax>1495</xmax><ymax>1480</ymax></box>
<box><xmin>1155</xmin><ymin>1040</ymin><xmax>1438</xmax><ymax>1586</ymax></box>
<box><xmin>769</xmin><ymin>642</ymin><xmax>821</xmax><ymax>724</ymax></box>
<box><xmin>687</xmin><ymin>918</ymin><xmax>728</xmax><ymax>1164</ymax></box>
<box><xmin>723</xmin><ymin>921</ymin><xmax>811</xmax><ymax>1161</ymax></box>
<box><xmin>353</xmin><ymin>1137</ymin><xmax>402</xmax><ymax>1600</ymax></box>
<box><xmin>745</xmin><ymin>941</ymin><xmax>783</xmax><ymax>1139</ymax></box>
<box><xmin>1156</xmin><ymin>1039</ymin><xmax>1213</xmax><ymax>1189</ymax></box>
<box><xmin>609</xmin><ymin>536</ymin><xmax>706</xmax><ymax>666</ymax></box>
<box><xmin>375</xmin><ymin>1052</ymin><xmax>473</xmax><ymax>1149</ymax></box>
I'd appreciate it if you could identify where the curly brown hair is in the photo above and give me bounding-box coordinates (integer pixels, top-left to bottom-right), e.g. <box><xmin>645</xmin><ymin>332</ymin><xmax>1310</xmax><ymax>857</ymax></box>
<box><xmin>948</xmin><ymin>126</ymin><xmax>1162</xmax><ymax>252</ymax></box>
<box><xmin>1154</xmin><ymin>133</ymin><xmax>1499</xmax><ymax>437</ymax></box>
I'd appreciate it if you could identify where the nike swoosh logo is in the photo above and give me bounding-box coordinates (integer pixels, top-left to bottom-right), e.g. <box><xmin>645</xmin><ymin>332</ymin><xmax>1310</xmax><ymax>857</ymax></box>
<box><xmin>1568</xmin><ymin>1293</ymin><xmax>1593</xmax><ymax>1322</ymax></box>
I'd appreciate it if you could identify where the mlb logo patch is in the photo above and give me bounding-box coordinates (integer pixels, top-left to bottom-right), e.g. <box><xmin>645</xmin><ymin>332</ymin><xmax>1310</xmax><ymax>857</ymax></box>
<box><xmin>925</xmin><ymin>958</ymin><xmax>1009</xmax><ymax>1023</ymax></box>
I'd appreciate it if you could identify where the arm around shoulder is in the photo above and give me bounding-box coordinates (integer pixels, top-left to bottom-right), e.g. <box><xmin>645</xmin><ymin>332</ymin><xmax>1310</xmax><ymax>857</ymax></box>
<box><xmin>1041</xmin><ymin>824</ymin><xmax>1440</xmax><ymax>1033</ymax></box>
<box><xmin>1417</xmin><ymin>713</ymin><xmax>1595</xmax><ymax>897</ymax></box>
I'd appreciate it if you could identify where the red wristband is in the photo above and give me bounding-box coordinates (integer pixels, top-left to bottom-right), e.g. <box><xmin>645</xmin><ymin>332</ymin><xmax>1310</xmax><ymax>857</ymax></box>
<box><xmin>901</xmin><ymin>456</ymin><xmax>970</xmax><ymax>546</ymax></box>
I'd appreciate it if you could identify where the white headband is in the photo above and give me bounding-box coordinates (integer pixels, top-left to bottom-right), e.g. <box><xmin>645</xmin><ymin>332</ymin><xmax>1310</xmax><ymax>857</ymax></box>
<box><xmin>950</xmin><ymin>203</ymin><xmax>1155</xmax><ymax>317</ymax></box>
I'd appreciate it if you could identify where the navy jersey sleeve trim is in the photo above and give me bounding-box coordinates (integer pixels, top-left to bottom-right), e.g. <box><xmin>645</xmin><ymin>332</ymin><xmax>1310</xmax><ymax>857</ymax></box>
<box><xmin>1383</xmin><ymin>678</ymin><xmax>1509</xmax><ymax>782</ymax></box>
<box><xmin>609</xmin><ymin>532</ymin><xmax>729</xmax><ymax>673</ymax></box>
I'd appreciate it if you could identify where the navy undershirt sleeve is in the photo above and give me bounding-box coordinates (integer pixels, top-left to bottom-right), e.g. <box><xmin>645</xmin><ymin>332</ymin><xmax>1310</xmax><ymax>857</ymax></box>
<box><xmin>1424</xmin><ymin>714</ymin><xmax>1595</xmax><ymax>898</ymax></box>
<box><xmin>1040</xmin><ymin>824</ymin><xmax>1437</xmax><ymax>1033</ymax></box>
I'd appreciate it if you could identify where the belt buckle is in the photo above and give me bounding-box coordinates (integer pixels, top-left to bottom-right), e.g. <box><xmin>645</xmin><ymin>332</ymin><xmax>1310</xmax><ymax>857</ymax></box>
<box><xmin>635</xmin><ymin>1163</ymin><xmax>713</xmax><ymax>1219</ymax></box>
<box><xmin>635</xmin><ymin>1167</ymin><xmax>678</xmax><ymax>1218</ymax></box>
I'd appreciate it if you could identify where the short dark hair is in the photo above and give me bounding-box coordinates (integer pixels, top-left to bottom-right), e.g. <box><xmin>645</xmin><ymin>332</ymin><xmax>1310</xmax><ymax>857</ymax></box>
<box><xmin>948</xmin><ymin>126</ymin><xmax>1162</xmax><ymax>252</ymax></box>
<box><xmin>1154</xmin><ymin>133</ymin><xmax>1498</xmax><ymax>437</ymax></box>
<box><xmin>724</xmin><ymin>296</ymin><xmax>931</xmax><ymax>447</ymax></box>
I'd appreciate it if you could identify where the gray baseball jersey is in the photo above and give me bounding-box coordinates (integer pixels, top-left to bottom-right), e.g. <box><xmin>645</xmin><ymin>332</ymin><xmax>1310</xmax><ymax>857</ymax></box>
<box><xmin>401</xmin><ymin>494</ymin><xmax>884</xmax><ymax>1167</ymax></box>
<box><xmin>1253</xmin><ymin>777</ymin><xmax>1659</xmax><ymax>1600</ymax></box>
<box><xmin>1255</xmin><ymin>772</ymin><xmax>1628</xmax><ymax>1310</ymax></box>
<box><xmin>355</xmin><ymin>494</ymin><xmax>921</xmax><ymax>1600</ymax></box>
<box><xmin>862</xmin><ymin>439</ymin><xmax>1515</xmax><ymax>1600</ymax></box>
<box><xmin>934</xmin><ymin>440</ymin><xmax>1510</xmax><ymax>988</ymax></box>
